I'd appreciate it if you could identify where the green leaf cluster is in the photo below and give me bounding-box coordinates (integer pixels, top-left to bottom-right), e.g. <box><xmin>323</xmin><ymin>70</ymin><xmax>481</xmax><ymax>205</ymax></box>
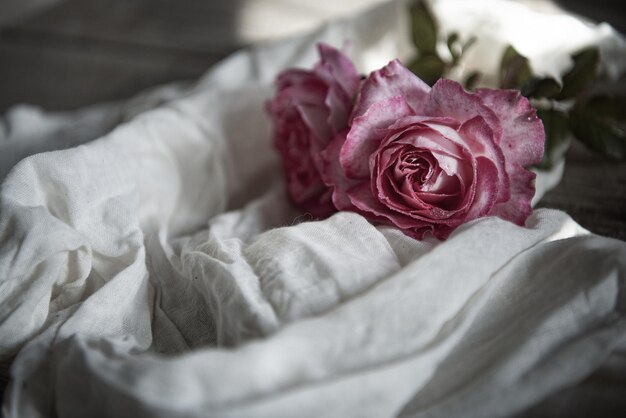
<box><xmin>407</xmin><ymin>0</ymin><xmax>443</xmax><ymax>85</ymax></box>
<box><xmin>499</xmin><ymin>46</ymin><xmax>600</xmax><ymax>100</ymax></box>
<box><xmin>570</xmin><ymin>97</ymin><xmax>626</xmax><ymax>161</ymax></box>
<box><xmin>535</xmin><ymin>109</ymin><xmax>570</xmax><ymax>169</ymax></box>
<box><xmin>498</xmin><ymin>45</ymin><xmax>625</xmax><ymax>165</ymax></box>
<box><xmin>407</xmin><ymin>0</ymin><xmax>477</xmax><ymax>86</ymax></box>
<box><xmin>407</xmin><ymin>0</ymin><xmax>625</xmax><ymax>163</ymax></box>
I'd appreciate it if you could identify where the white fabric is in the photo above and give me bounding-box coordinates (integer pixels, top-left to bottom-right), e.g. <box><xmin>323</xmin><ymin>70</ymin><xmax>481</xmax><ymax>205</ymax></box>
<box><xmin>432</xmin><ymin>0</ymin><xmax>626</xmax><ymax>85</ymax></box>
<box><xmin>1</xmin><ymin>1</ymin><xmax>626</xmax><ymax>417</ymax></box>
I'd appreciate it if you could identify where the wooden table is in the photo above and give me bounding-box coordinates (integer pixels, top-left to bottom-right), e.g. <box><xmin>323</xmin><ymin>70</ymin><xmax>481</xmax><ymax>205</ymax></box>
<box><xmin>1</xmin><ymin>0</ymin><xmax>625</xmax><ymax>412</ymax></box>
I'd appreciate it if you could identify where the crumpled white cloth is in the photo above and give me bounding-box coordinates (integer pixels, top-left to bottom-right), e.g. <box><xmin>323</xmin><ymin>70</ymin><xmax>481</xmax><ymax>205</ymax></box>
<box><xmin>1</xmin><ymin>1</ymin><xmax>626</xmax><ymax>417</ymax></box>
<box><xmin>432</xmin><ymin>0</ymin><xmax>626</xmax><ymax>85</ymax></box>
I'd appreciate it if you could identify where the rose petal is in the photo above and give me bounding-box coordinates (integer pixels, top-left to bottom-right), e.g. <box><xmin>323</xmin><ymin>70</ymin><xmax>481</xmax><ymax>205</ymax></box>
<box><xmin>379</xmin><ymin>145</ymin><xmax>405</xmax><ymax>172</ymax></box>
<box><xmin>347</xmin><ymin>182</ymin><xmax>425</xmax><ymax>228</ymax></box>
<box><xmin>301</xmin><ymin>188</ymin><xmax>335</xmax><ymax>219</ymax></box>
<box><xmin>489</xmin><ymin>164</ymin><xmax>536</xmax><ymax>225</ymax></box>
<box><xmin>351</xmin><ymin>59</ymin><xmax>431</xmax><ymax>120</ymax></box>
<box><xmin>370</xmin><ymin>163</ymin><xmax>467</xmax><ymax>223</ymax></box>
<box><xmin>377</xmin><ymin>169</ymin><xmax>429</xmax><ymax>214</ymax></box>
<box><xmin>319</xmin><ymin>133</ymin><xmax>359</xmax><ymax>211</ymax></box>
<box><xmin>381</xmin><ymin>116</ymin><xmax>464</xmax><ymax>157</ymax></box>
<box><xmin>380</xmin><ymin>166</ymin><xmax>463</xmax><ymax>216</ymax></box>
<box><xmin>348</xmin><ymin>182</ymin><xmax>403</xmax><ymax>223</ymax></box>
<box><xmin>462</xmin><ymin>156</ymin><xmax>500</xmax><ymax>221</ymax></box>
<box><xmin>474</xmin><ymin>89</ymin><xmax>544</xmax><ymax>223</ymax></box>
<box><xmin>314</xmin><ymin>44</ymin><xmax>360</xmax><ymax>136</ymax></box>
<box><xmin>325</xmin><ymin>86</ymin><xmax>351</xmax><ymax>135</ymax></box>
<box><xmin>425</xmin><ymin>79</ymin><xmax>502</xmax><ymax>141</ymax></box>
<box><xmin>296</xmin><ymin>103</ymin><xmax>331</xmax><ymax>145</ymax></box>
<box><xmin>283</xmin><ymin>134</ymin><xmax>335</xmax><ymax>219</ymax></box>
<box><xmin>348</xmin><ymin>177</ymin><xmax>465</xmax><ymax>241</ymax></box>
<box><xmin>315</xmin><ymin>43</ymin><xmax>360</xmax><ymax>99</ymax></box>
<box><xmin>341</xmin><ymin>96</ymin><xmax>414</xmax><ymax>178</ymax></box>
<box><xmin>271</xmin><ymin>78</ymin><xmax>331</xmax><ymax>143</ymax></box>
<box><xmin>275</xmin><ymin>69</ymin><xmax>317</xmax><ymax>90</ymax></box>
<box><xmin>475</xmin><ymin>88</ymin><xmax>545</xmax><ymax>167</ymax></box>
<box><xmin>457</xmin><ymin>116</ymin><xmax>509</xmax><ymax>204</ymax></box>
<box><xmin>418</xmin><ymin>190</ymin><xmax>461</xmax><ymax>206</ymax></box>
<box><xmin>380</xmin><ymin>170</ymin><xmax>424</xmax><ymax>211</ymax></box>
<box><xmin>386</xmin><ymin>115</ymin><xmax>460</xmax><ymax>134</ymax></box>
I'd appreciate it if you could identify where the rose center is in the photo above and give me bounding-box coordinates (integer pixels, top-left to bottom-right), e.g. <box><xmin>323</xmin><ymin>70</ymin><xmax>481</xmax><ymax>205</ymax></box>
<box><xmin>397</xmin><ymin>152</ymin><xmax>435</xmax><ymax>189</ymax></box>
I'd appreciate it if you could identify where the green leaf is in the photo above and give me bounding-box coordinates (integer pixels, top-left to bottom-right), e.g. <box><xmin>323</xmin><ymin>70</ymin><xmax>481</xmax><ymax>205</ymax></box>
<box><xmin>446</xmin><ymin>32</ymin><xmax>460</xmax><ymax>61</ymax></box>
<box><xmin>462</xmin><ymin>36</ymin><xmax>477</xmax><ymax>54</ymax></box>
<box><xmin>408</xmin><ymin>54</ymin><xmax>445</xmax><ymax>86</ymax></box>
<box><xmin>499</xmin><ymin>45</ymin><xmax>533</xmax><ymax>89</ymax></box>
<box><xmin>584</xmin><ymin>96</ymin><xmax>626</xmax><ymax>121</ymax></box>
<box><xmin>464</xmin><ymin>71</ymin><xmax>481</xmax><ymax>90</ymax></box>
<box><xmin>570</xmin><ymin>106</ymin><xmax>626</xmax><ymax>161</ymax></box>
<box><xmin>536</xmin><ymin>109</ymin><xmax>571</xmax><ymax>169</ymax></box>
<box><xmin>521</xmin><ymin>77</ymin><xmax>561</xmax><ymax>99</ymax></box>
<box><xmin>409</xmin><ymin>0</ymin><xmax>438</xmax><ymax>54</ymax></box>
<box><xmin>557</xmin><ymin>47</ymin><xmax>600</xmax><ymax>99</ymax></box>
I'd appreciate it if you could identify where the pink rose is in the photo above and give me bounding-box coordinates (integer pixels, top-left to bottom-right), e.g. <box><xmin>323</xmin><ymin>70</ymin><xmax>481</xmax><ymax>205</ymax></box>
<box><xmin>267</xmin><ymin>44</ymin><xmax>360</xmax><ymax>218</ymax></box>
<box><xmin>324</xmin><ymin>60</ymin><xmax>545</xmax><ymax>239</ymax></box>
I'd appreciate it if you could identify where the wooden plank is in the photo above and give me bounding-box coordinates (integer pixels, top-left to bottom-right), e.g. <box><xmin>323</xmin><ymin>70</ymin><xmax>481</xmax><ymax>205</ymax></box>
<box><xmin>539</xmin><ymin>142</ymin><xmax>626</xmax><ymax>241</ymax></box>
<box><xmin>11</xmin><ymin>0</ymin><xmax>245</xmax><ymax>54</ymax></box>
<box><xmin>0</xmin><ymin>0</ymin><xmax>61</xmax><ymax>26</ymax></box>
<box><xmin>0</xmin><ymin>358</ymin><xmax>11</xmax><ymax>406</ymax></box>
<box><xmin>0</xmin><ymin>27</ymin><xmax>227</xmax><ymax>111</ymax></box>
<box><xmin>0</xmin><ymin>0</ymin><xmax>244</xmax><ymax>111</ymax></box>
<box><xmin>555</xmin><ymin>0</ymin><xmax>626</xmax><ymax>34</ymax></box>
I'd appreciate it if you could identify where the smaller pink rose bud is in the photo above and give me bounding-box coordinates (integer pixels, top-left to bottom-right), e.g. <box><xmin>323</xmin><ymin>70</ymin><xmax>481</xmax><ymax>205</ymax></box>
<box><xmin>267</xmin><ymin>44</ymin><xmax>360</xmax><ymax>218</ymax></box>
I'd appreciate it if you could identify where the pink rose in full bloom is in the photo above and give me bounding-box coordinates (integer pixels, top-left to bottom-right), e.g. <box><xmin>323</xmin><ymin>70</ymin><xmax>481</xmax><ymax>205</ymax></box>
<box><xmin>324</xmin><ymin>59</ymin><xmax>545</xmax><ymax>239</ymax></box>
<box><xmin>267</xmin><ymin>44</ymin><xmax>360</xmax><ymax>218</ymax></box>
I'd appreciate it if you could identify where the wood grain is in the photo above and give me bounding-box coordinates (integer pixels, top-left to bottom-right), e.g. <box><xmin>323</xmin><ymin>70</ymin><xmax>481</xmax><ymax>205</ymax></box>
<box><xmin>0</xmin><ymin>27</ymin><xmax>227</xmax><ymax>111</ymax></box>
<box><xmin>539</xmin><ymin>142</ymin><xmax>626</xmax><ymax>241</ymax></box>
<box><xmin>13</xmin><ymin>0</ymin><xmax>244</xmax><ymax>53</ymax></box>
